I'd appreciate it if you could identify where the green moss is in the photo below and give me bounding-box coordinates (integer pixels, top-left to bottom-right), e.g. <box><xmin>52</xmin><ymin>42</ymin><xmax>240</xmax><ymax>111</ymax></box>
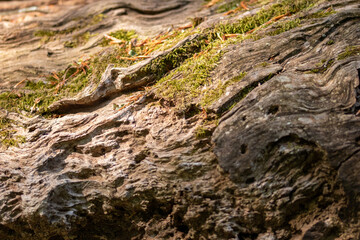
<box><xmin>64</xmin><ymin>41</ymin><xmax>77</xmax><ymax>48</ymax></box>
<box><xmin>146</xmin><ymin>36</ymin><xmax>207</xmax><ymax>76</ymax></box>
<box><xmin>337</xmin><ymin>46</ymin><xmax>360</xmax><ymax>60</ymax></box>
<box><xmin>0</xmin><ymin>117</ymin><xmax>26</xmax><ymax>148</ymax></box>
<box><xmin>194</xmin><ymin>119</ymin><xmax>218</xmax><ymax>139</ymax></box>
<box><xmin>190</xmin><ymin>17</ymin><xmax>205</xmax><ymax>28</ymax></box>
<box><xmin>91</xmin><ymin>14</ymin><xmax>105</xmax><ymax>25</ymax></box>
<box><xmin>13</xmin><ymin>0</ymin><xmax>323</xmax><ymax>118</ymax></box>
<box><xmin>64</xmin><ymin>32</ymin><xmax>92</xmax><ymax>48</ymax></box>
<box><xmin>326</xmin><ymin>40</ymin><xmax>334</xmax><ymax>45</ymax></box>
<box><xmin>305</xmin><ymin>59</ymin><xmax>334</xmax><ymax>74</ymax></box>
<box><xmin>227</xmin><ymin>101</ymin><xmax>239</xmax><ymax>112</ymax></box>
<box><xmin>2</xmin><ymin>44</ymin><xmax>141</xmax><ymax>115</ymax></box>
<box><xmin>0</xmin><ymin>40</ymin><xmax>147</xmax><ymax>115</ymax></box>
<box><xmin>101</xmin><ymin>30</ymin><xmax>137</xmax><ymax>46</ymax></box>
<box><xmin>267</xmin><ymin>19</ymin><xmax>301</xmax><ymax>36</ymax></box>
<box><xmin>34</xmin><ymin>30</ymin><xmax>58</xmax><ymax>43</ymax></box>
<box><xmin>0</xmin><ymin>117</ymin><xmax>11</xmax><ymax>128</ymax></box>
<box><xmin>201</xmin><ymin>72</ymin><xmax>247</xmax><ymax>106</ymax></box>
<box><xmin>217</xmin><ymin>0</ymin><xmax>240</xmax><ymax>13</ymax></box>
<box><xmin>216</xmin><ymin>0</ymin><xmax>270</xmax><ymax>13</ymax></box>
<box><xmin>218</xmin><ymin>73</ymin><xmax>274</xmax><ymax>114</ymax></box>
<box><xmin>195</xmin><ymin>126</ymin><xmax>212</xmax><ymax>139</ymax></box>
<box><xmin>154</xmin><ymin>39</ymin><xmax>223</xmax><ymax>110</ymax></box>
<box><xmin>34</xmin><ymin>27</ymin><xmax>79</xmax><ymax>43</ymax></box>
<box><xmin>34</xmin><ymin>30</ymin><xmax>57</xmax><ymax>37</ymax></box>
<box><xmin>34</xmin><ymin>14</ymin><xmax>104</xmax><ymax>44</ymax></box>
<box><xmin>1</xmin><ymin>85</ymin><xmax>54</xmax><ymax>114</ymax></box>
<box><xmin>153</xmin><ymin>0</ymin><xmax>322</xmax><ymax>111</ymax></box>
<box><xmin>0</xmin><ymin>60</ymin><xmax>95</xmax><ymax>114</ymax></box>
<box><xmin>257</xmin><ymin>62</ymin><xmax>270</xmax><ymax>67</ymax></box>
<box><xmin>214</xmin><ymin>0</ymin><xmax>319</xmax><ymax>36</ymax></box>
<box><xmin>90</xmin><ymin>47</ymin><xmax>134</xmax><ymax>84</ymax></box>
<box><xmin>111</xmin><ymin>30</ymin><xmax>136</xmax><ymax>41</ymax></box>
<box><xmin>305</xmin><ymin>8</ymin><xmax>336</xmax><ymax>19</ymax></box>
<box><xmin>149</xmin><ymin>29</ymin><xmax>194</xmax><ymax>53</ymax></box>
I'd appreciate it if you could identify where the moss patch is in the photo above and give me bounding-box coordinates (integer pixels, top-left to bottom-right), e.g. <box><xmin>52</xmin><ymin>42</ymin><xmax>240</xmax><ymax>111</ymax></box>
<box><xmin>0</xmin><ymin>60</ymin><xmax>95</xmax><ymax>114</ymax></box>
<box><xmin>306</xmin><ymin>8</ymin><xmax>336</xmax><ymax>19</ymax></box>
<box><xmin>64</xmin><ymin>32</ymin><xmax>93</xmax><ymax>48</ymax></box>
<box><xmin>91</xmin><ymin>14</ymin><xmax>105</xmax><ymax>25</ymax></box>
<box><xmin>1</xmin><ymin>31</ymin><xmax>207</xmax><ymax>115</ymax></box>
<box><xmin>195</xmin><ymin>126</ymin><xmax>213</xmax><ymax>139</ymax></box>
<box><xmin>154</xmin><ymin>40</ymin><xmax>223</xmax><ymax>110</ymax></box>
<box><xmin>201</xmin><ymin>72</ymin><xmax>247</xmax><ymax>107</ymax></box>
<box><xmin>126</xmin><ymin>35</ymin><xmax>209</xmax><ymax>87</ymax></box>
<box><xmin>34</xmin><ymin>28</ymin><xmax>78</xmax><ymax>43</ymax></box>
<box><xmin>214</xmin><ymin>0</ymin><xmax>319</xmax><ymax>36</ymax></box>
<box><xmin>217</xmin><ymin>0</ymin><xmax>241</xmax><ymax>13</ymax></box>
<box><xmin>337</xmin><ymin>46</ymin><xmax>360</xmax><ymax>60</ymax></box>
<box><xmin>326</xmin><ymin>40</ymin><xmax>334</xmax><ymax>45</ymax></box>
<box><xmin>148</xmin><ymin>29</ymin><xmax>194</xmax><ymax>53</ymax></box>
<box><xmin>2</xmin><ymin>28</ymin><xmax>147</xmax><ymax>115</ymax></box>
<box><xmin>0</xmin><ymin>117</ymin><xmax>26</xmax><ymax>149</ymax></box>
<box><xmin>267</xmin><ymin>19</ymin><xmax>301</xmax><ymax>36</ymax></box>
<box><xmin>154</xmin><ymin>0</ymin><xmax>322</xmax><ymax>111</ymax></box>
<box><xmin>194</xmin><ymin>119</ymin><xmax>219</xmax><ymax>139</ymax></box>
<box><xmin>216</xmin><ymin>0</ymin><xmax>272</xmax><ymax>13</ymax></box>
<box><xmin>307</xmin><ymin>59</ymin><xmax>334</xmax><ymax>74</ymax></box>
<box><xmin>9</xmin><ymin>0</ymin><xmax>324</xmax><ymax>117</ymax></box>
<box><xmin>90</xmin><ymin>48</ymin><xmax>132</xmax><ymax>84</ymax></box>
<box><xmin>34</xmin><ymin>14</ymin><xmax>105</xmax><ymax>44</ymax></box>
<box><xmin>257</xmin><ymin>62</ymin><xmax>270</xmax><ymax>68</ymax></box>
<box><xmin>101</xmin><ymin>30</ymin><xmax>137</xmax><ymax>46</ymax></box>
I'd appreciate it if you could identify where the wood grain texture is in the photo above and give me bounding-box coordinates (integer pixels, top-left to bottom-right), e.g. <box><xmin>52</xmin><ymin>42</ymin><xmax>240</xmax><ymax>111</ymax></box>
<box><xmin>0</xmin><ymin>0</ymin><xmax>359</xmax><ymax>239</ymax></box>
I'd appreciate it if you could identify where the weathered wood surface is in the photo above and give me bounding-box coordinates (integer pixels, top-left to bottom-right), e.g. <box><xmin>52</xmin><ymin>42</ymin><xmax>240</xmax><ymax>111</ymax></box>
<box><xmin>0</xmin><ymin>0</ymin><xmax>359</xmax><ymax>239</ymax></box>
<box><xmin>0</xmin><ymin>0</ymin><xmax>205</xmax><ymax>90</ymax></box>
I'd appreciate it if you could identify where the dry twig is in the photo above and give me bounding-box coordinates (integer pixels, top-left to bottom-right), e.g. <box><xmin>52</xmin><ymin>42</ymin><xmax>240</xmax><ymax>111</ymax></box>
<box><xmin>205</xmin><ymin>0</ymin><xmax>221</xmax><ymax>8</ymax></box>
<box><xmin>118</xmin><ymin>56</ymin><xmax>151</xmax><ymax>61</ymax></box>
<box><xmin>222</xmin><ymin>33</ymin><xmax>241</xmax><ymax>41</ymax></box>
<box><xmin>104</xmin><ymin>34</ymin><xmax>125</xmax><ymax>45</ymax></box>
<box><xmin>247</xmin><ymin>13</ymin><xmax>291</xmax><ymax>34</ymax></box>
<box><xmin>177</xmin><ymin>23</ymin><xmax>193</xmax><ymax>30</ymax></box>
<box><xmin>240</xmin><ymin>1</ymin><xmax>249</xmax><ymax>11</ymax></box>
<box><xmin>224</xmin><ymin>0</ymin><xmax>250</xmax><ymax>15</ymax></box>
